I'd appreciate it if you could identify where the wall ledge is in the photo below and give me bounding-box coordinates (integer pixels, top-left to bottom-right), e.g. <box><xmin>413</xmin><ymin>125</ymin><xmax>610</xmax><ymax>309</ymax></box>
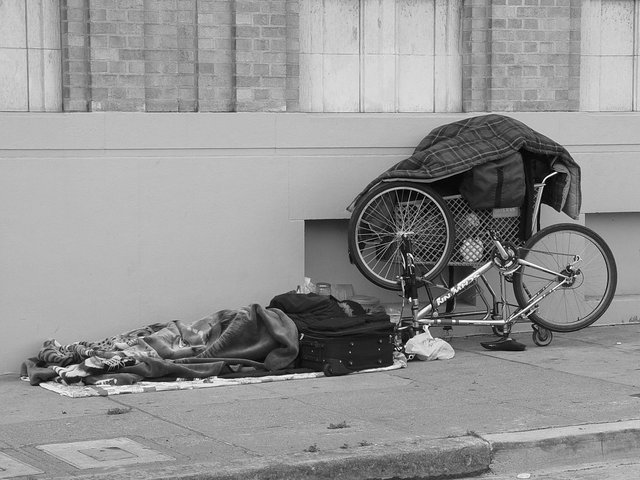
<box><xmin>3</xmin><ymin>112</ymin><xmax>640</xmax><ymax>151</ymax></box>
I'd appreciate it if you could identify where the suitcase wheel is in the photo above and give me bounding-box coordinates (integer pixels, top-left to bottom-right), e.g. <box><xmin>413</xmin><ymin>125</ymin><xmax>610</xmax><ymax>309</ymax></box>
<box><xmin>323</xmin><ymin>359</ymin><xmax>351</xmax><ymax>377</ymax></box>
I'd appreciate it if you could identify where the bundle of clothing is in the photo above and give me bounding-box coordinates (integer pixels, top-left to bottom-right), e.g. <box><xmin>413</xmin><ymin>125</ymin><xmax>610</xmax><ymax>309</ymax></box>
<box><xmin>267</xmin><ymin>292</ymin><xmax>390</xmax><ymax>334</ymax></box>
<box><xmin>21</xmin><ymin>294</ymin><xmax>387</xmax><ymax>387</ymax></box>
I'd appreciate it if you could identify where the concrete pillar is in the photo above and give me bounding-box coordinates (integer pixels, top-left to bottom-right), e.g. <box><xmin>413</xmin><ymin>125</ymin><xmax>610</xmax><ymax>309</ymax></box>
<box><xmin>0</xmin><ymin>0</ymin><xmax>61</xmax><ymax>112</ymax></box>
<box><xmin>580</xmin><ymin>0</ymin><xmax>635</xmax><ymax>111</ymax></box>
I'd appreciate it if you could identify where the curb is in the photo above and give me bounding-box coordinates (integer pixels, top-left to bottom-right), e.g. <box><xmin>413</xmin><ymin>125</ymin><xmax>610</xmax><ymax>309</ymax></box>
<box><xmin>22</xmin><ymin>421</ymin><xmax>640</xmax><ymax>480</ymax></box>
<box><xmin>482</xmin><ymin>420</ymin><xmax>640</xmax><ymax>475</ymax></box>
<box><xmin>53</xmin><ymin>436</ymin><xmax>491</xmax><ymax>480</ymax></box>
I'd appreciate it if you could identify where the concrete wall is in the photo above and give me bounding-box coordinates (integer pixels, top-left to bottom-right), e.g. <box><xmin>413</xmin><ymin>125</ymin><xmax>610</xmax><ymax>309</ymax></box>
<box><xmin>2</xmin><ymin>111</ymin><xmax>639</xmax><ymax>372</ymax></box>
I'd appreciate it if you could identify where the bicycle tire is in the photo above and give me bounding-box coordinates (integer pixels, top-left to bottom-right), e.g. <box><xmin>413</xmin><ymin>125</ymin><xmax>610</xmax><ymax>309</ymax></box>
<box><xmin>512</xmin><ymin>223</ymin><xmax>617</xmax><ymax>333</ymax></box>
<box><xmin>348</xmin><ymin>181</ymin><xmax>455</xmax><ymax>290</ymax></box>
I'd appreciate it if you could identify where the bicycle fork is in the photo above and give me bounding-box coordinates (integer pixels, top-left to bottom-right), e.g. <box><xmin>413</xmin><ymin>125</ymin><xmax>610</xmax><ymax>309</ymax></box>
<box><xmin>399</xmin><ymin>235</ymin><xmax>421</xmax><ymax>322</ymax></box>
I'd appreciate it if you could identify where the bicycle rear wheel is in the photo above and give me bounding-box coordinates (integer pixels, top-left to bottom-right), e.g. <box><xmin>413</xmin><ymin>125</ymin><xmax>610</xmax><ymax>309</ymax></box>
<box><xmin>512</xmin><ymin>223</ymin><xmax>617</xmax><ymax>332</ymax></box>
<box><xmin>348</xmin><ymin>181</ymin><xmax>455</xmax><ymax>290</ymax></box>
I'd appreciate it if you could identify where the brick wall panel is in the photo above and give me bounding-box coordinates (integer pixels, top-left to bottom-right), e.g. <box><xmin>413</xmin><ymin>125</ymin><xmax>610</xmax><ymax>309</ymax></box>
<box><xmin>58</xmin><ymin>0</ymin><xmax>580</xmax><ymax>113</ymax></box>
<box><xmin>463</xmin><ymin>0</ymin><xmax>580</xmax><ymax>112</ymax></box>
<box><xmin>60</xmin><ymin>0</ymin><xmax>299</xmax><ymax>111</ymax></box>
<box><xmin>61</xmin><ymin>0</ymin><xmax>91</xmax><ymax>111</ymax></box>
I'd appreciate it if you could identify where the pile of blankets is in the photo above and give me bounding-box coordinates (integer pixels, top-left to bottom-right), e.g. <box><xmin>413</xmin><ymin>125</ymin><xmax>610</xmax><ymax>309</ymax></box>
<box><xmin>21</xmin><ymin>294</ymin><xmax>384</xmax><ymax>387</ymax></box>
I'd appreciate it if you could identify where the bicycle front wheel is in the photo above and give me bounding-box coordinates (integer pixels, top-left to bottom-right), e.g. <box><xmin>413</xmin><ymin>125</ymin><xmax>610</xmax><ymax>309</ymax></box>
<box><xmin>348</xmin><ymin>181</ymin><xmax>455</xmax><ymax>290</ymax></box>
<box><xmin>512</xmin><ymin>223</ymin><xmax>617</xmax><ymax>332</ymax></box>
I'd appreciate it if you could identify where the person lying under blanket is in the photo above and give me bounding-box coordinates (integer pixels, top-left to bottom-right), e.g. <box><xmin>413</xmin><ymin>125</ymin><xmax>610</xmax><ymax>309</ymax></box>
<box><xmin>21</xmin><ymin>294</ymin><xmax>387</xmax><ymax>386</ymax></box>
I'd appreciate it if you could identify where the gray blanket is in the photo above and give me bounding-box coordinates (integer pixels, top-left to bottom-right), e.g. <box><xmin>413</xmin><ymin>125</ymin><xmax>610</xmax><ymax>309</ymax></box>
<box><xmin>22</xmin><ymin>304</ymin><xmax>300</xmax><ymax>385</ymax></box>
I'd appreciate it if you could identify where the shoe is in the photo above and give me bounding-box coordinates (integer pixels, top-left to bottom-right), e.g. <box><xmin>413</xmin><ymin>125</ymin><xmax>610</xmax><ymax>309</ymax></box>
<box><xmin>480</xmin><ymin>337</ymin><xmax>526</xmax><ymax>351</ymax></box>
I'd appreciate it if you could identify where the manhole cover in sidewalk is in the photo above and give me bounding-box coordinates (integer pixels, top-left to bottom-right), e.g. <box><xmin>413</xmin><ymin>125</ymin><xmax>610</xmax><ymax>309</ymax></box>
<box><xmin>37</xmin><ymin>437</ymin><xmax>173</xmax><ymax>470</ymax></box>
<box><xmin>0</xmin><ymin>452</ymin><xmax>44</xmax><ymax>479</ymax></box>
<box><xmin>78</xmin><ymin>446</ymin><xmax>137</xmax><ymax>462</ymax></box>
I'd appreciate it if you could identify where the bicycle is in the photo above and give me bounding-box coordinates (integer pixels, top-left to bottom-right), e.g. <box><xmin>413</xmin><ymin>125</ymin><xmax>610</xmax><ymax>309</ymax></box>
<box><xmin>347</xmin><ymin>177</ymin><xmax>617</xmax><ymax>347</ymax></box>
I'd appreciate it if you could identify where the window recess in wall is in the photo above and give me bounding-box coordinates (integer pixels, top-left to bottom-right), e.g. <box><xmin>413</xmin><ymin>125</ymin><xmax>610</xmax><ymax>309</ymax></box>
<box><xmin>299</xmin><ymin>0</ymin><xmax>463</xmax><ymax>113</ymax></box>
<box><xmin>580</xmin><ymin>0</ymin><xmax>640</xmax><ymax>111</ymax></box>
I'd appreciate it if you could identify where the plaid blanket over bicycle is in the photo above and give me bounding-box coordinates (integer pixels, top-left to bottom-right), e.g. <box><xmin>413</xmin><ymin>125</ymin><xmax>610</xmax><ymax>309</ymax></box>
<box><xmin>349</xmin><ymin>114</ymin><xmax>581</xmax><ymax>219</ymax></box>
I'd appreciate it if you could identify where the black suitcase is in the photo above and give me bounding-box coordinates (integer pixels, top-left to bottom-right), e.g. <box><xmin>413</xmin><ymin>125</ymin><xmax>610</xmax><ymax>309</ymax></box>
<box><xmin>297</xmin><ymin>325</ymin><xmax>395</xmax><ymax>376</ymax></box>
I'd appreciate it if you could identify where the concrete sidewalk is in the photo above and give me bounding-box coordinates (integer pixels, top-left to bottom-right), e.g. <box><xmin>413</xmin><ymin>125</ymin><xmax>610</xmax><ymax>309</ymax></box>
<box><xmin>2</xmin><ymin>323</ymin><xmax>640</xmax><ymax>480</ymax></box>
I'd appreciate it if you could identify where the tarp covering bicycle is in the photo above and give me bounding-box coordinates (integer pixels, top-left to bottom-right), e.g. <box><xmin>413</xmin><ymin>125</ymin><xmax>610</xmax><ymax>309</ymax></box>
<box><xmin>348</xmin><ymin>114</ymin><xmax>581</xmax><ymax>221</ymax></box>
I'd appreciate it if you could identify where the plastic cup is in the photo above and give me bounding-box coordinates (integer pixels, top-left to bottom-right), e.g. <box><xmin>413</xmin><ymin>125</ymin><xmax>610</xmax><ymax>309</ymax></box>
<box><xmin>385</xmin><ymin>305</ymin><xmax>402</xmax><ymax>324</ymax></box>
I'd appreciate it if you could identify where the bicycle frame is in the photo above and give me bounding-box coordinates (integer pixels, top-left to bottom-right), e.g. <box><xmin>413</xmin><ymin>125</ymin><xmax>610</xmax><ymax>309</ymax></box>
<box><xmin>398</xmin><ymin>233</ymin><xmax>575</xmax><ymax>334</ymax></box>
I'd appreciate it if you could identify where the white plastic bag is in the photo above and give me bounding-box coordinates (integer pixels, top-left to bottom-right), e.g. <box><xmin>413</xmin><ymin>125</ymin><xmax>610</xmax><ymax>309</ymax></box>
<box><xmin>299</xmin><ymin>277</ymin><xmax>316</xmax><ymax>294</ymax></box>
<box><xmin>405</xmin><ymin>333</ymin><xmax>455</xmax><ymax>361</ymax></box>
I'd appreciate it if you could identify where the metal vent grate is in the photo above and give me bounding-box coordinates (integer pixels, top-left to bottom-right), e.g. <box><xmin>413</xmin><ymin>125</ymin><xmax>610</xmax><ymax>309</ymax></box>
<box><xmin>444</xmin><ymin>194</ymin><xmax>525</xmax><ymax>266</ymax></box>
